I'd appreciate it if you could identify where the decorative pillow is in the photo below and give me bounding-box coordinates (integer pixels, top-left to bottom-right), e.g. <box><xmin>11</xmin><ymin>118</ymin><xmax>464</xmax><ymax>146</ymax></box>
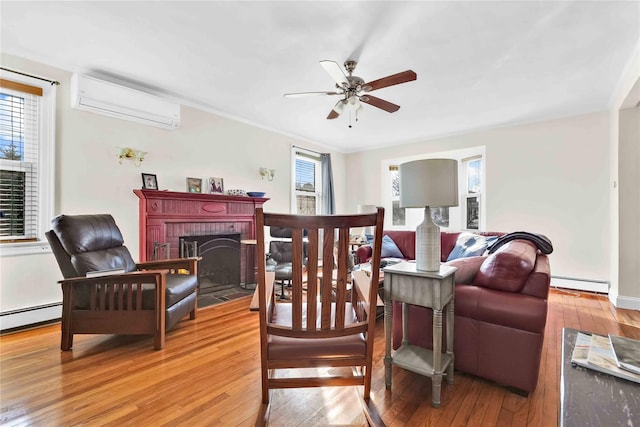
<box><xmin>381</xmin><ymin>235</ymin><xmax>404</xmax><ymax>258</ymax></box>
<box><xmin>447</xmin><ymin>232</ymin><xmax>489</xmax><ymax>261</ymax></box>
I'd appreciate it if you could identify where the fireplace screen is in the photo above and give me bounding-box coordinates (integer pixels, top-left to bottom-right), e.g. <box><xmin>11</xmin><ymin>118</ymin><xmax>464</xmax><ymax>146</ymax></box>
<box><xmin>179</xmin><ymin>233</ymin><xmax>241</xmax><ymax>294</ymax></box>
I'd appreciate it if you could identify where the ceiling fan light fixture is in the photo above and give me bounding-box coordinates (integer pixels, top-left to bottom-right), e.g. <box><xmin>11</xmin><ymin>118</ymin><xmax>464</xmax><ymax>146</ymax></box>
<box><xmin>348</xmin><ymin>96</ymin><xmax>362</xmax><ymax>111</ymax></box>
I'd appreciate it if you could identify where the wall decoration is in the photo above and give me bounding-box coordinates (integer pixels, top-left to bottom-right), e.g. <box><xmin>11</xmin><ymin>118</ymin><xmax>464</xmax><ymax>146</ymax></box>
<box><xmin>186</xmin><ymin>177</ymin><xmax>202</xmax><ymax>193</ymax></box>
<box><xmin>141</xmin><ymin>173</ymin><xmax>158</xmax><ymax>190</ymax></box>
<box><xmin>209</xmin><ymin>177</ymin><xmax>224</xmax><ymax>194</ymax></box>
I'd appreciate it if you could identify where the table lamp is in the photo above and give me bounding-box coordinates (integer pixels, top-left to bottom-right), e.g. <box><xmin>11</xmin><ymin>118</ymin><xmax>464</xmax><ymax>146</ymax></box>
<box><xmin>399</xmin><ymin>159</ymin><xmax>458</xmax><ymax>271</ymax></box>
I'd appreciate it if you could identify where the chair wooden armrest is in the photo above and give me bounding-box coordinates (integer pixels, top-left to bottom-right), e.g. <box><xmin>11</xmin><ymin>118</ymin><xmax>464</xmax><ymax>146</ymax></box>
<box><xmin>58</xmin><ymin>270</ymin><xmax>169</xmax><ymax>285</ymax></box>
<box><xmin>136</xmin><ymin>257</ymin><xmax>201</xmax><ymax>273</ymax></box>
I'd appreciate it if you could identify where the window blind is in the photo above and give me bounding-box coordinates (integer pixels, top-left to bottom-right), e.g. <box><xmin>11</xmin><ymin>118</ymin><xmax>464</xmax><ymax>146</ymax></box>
<box><xmin>0</xmin><ymin>85</ymin><xmax>40</xmax><ymax>241</ymax></box>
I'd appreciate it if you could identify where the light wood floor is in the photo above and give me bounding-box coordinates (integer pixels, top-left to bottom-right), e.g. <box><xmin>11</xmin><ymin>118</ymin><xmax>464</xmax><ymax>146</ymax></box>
<box><xmin>1</xmin><ymin>289</ymin><xmax>638</xmax><ymax>426</ymax></box>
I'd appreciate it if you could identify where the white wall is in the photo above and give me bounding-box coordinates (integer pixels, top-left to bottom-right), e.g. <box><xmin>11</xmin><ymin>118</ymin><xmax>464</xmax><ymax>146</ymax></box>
<box><xmin>346</xmin><ymin>112</ymin><xmax>612</xmax><ymax>286</ymax></box>
<box><xmin>0</xmin><ymin>53</ymin><xmax>346</xmax><ymax>328</ymax></box>
<box><xmin>609</xmin><ymin>43</ymin><xmax>640</xmax><ymax>309</ymax></box>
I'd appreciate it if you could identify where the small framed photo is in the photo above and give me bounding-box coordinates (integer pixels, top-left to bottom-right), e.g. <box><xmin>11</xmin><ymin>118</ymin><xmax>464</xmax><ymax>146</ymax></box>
<box><xmin>186</xmin><ymin>177</ymin><xmax>202</xmax><ymax>193</ymax></box>
<box><xmin>209</xmin><ymin>177</ymin><xmax>224</xmax><ymax>194</ymax></box>
<box><xmin>141</xmin><ymin>173</ymin><xmax>158</xmax><ymax>190</ymax></box>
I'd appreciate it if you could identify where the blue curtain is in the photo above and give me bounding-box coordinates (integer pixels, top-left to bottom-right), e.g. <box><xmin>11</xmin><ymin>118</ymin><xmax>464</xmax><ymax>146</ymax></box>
<box><xmin>321</xmin><ymin>153</ymin><xmax>335</xmax><ymax>214</ymax></box>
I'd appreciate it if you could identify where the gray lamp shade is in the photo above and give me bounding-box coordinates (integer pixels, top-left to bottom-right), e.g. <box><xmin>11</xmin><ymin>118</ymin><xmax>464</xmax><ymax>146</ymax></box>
<box><xmin>399</xmin><ymin>159</ymin><xmax>459</xmax><ymax>208</ymax></box>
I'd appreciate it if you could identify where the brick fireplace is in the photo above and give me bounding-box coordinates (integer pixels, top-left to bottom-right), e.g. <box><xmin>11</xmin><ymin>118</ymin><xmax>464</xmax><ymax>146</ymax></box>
<box><xmin>133</xmin><ymin>189</ymin><xmax>268</xmax><ymax>286</ymax></box>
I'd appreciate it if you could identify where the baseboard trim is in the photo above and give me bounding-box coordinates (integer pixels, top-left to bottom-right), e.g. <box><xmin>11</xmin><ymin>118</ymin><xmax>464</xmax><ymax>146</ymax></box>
<box><xmin>0</xmin><ymin>302</ymin><xmax>62</xmax><ymax>333</ymax></box>
<box><xmin>613</xmin><ymin>294</ymin><xmax>640</xmax><ymax>311</ymax></box>
<box><xmin>551</xmin><ymin>276</ymin><xmax>609</xmax><ymax>294</ymax></box>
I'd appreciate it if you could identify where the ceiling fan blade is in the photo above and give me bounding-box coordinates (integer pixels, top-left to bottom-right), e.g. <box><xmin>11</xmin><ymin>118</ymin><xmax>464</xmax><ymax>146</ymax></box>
<box><xmin>284</xmin><ymin>91</ymin><xmax>341</xmax><ymax>98</ymax></box>
<box><xmin>327</xmin><ymin>100</ymin><xmax>345</xmax><ymax>119</ymax></box>
<box><xmin>360</xmin><ymin>95</ymin><xmax>401</xmax><ymax>113</ymax></box>
<box><xmin>327</xmin><ymin>110</ymin><xmax>340</xmax><ymax>120</ymax></box>
<box><xmin>363</xmin><ymin>70</ymin><xmax>417</xmax><ymax>92</ymax></box>
<box><xmin>320</xmin><ymin>60</ymin><xmax>349</xmax><ymax>87</ymax></box>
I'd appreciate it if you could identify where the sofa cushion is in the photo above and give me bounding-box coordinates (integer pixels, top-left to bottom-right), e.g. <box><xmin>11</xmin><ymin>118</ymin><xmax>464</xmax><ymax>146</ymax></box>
<box><xmin>381</xmin><ymin>235</ymin><xmax>404</xmax><ymax>258</ymax></box>
<box><xmin>445</xmin><ymin>255</ymin><xmax>486</xmax><ymax>284</ymax></box>
<box><xmin>441</xmin><ymin>232</ymin><xmax>461</xmax><ymax>261</ymax></box>
<box><xmin>447</xmin><ymin>232</ymin><xmax>492</xmax><ymax>261</ymax></box>
<box><xmin>473</xmin><ymin>240</ymin><xmax>538</xmax><ymax>293</ymax></box>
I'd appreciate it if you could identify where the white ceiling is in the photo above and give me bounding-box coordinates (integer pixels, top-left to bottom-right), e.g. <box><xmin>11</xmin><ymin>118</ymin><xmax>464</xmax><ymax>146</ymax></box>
<box><xmin>1</xmin><ymin>1</ymin><xmax>639</xmax><ymax>153</ymax></box>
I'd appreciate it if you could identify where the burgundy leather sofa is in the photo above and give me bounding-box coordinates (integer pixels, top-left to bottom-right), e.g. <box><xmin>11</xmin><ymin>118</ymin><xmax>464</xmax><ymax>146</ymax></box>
<box><xmin>357</xmin><ymin>230</ymin><xmax>551</xmax><ymax>393</ymax></box>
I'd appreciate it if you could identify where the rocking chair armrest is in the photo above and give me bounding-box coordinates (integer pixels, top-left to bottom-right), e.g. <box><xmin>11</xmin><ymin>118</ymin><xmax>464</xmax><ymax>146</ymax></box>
<box><xmin>136</xmin><ymin>257</ymin><xmax>201</xmax><ymax>272</ymax></box>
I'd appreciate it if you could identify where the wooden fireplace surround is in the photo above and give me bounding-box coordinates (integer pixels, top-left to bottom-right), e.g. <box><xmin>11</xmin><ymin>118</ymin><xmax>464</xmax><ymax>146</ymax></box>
<box><xmin>133</xmin><ymin>189</ymin><xmax>269</xmax><ymax>265</ymax></box>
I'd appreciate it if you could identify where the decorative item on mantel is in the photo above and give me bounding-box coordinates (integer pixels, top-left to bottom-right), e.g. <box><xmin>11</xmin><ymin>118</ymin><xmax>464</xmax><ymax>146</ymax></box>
<box><xmin>117</xmin><ymin>147</ymin><xmax>147</xmax><ymax>166</ymax></box>
<box><xmin>209</xmin><ymin>177</ymin><xmax>224</xmax><ymax>194</ymax></box>
<box><xmin>141</xmin><ymin>173</ymin><xmax>158</xmax><ymax>190</ymax></box>
<box><xmin>186</xmin><ymin>177</ymin><xmax>202</xmax><ymax>193</ymax></box>
<box><xmin>259</xmin><ymin>167</ymin><xmax>275</xmax><ymax>181</ymax></box>
<box><xmin>399</xmin><ymin>159</ymin><xmax>458</xmax><ymax>271</ymax></box>
<box><xmin>227</xmin><ymin>189</ymin><xmax>246</xmax><ymax>197</ymax></box>
<box><xmin>247</xmin><ymin>192</ymin><xmax>266</xmax><ymax>198</ymax></box>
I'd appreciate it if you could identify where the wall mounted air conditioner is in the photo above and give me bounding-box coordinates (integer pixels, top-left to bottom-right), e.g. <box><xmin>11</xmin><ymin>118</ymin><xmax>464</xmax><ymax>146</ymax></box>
<box><xmin>70</xmin><ymin>73</ymin><xmax>180</xmax><ymax>130</ymax></box>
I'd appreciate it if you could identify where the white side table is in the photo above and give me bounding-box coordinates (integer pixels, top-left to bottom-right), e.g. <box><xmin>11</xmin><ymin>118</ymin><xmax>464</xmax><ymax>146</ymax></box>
<box><xmin>383</xmin><ymin>262</ymin><xmax>456</xmax><ymax>408</ymax></box>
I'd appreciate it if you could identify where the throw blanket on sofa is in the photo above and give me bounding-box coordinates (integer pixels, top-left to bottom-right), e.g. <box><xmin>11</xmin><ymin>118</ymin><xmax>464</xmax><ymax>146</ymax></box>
<box><xmin>488</xmin><ymin>231</ymin><xmax>553</xmax><ymax>255</ymax></box>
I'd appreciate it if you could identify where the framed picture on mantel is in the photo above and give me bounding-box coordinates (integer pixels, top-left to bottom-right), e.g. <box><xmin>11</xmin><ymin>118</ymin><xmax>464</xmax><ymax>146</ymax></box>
<box><xmin>186</xmin><ymin>177</ymin><xmax>202</xmax><ymax>193</ymax></box>
<box><xmin>141</xmin><ymin>173</ymin><xmax>158</xmax><ymax>190</ymax></box>
<box><xmin>209</xmin><ymin>177</ymin><xmax>224</xmax><ymax>194</ymax></box>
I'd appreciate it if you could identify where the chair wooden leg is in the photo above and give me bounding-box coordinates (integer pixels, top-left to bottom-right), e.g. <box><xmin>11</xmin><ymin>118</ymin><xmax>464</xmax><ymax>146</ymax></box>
<box><xmin>254</xmin><ymin>402</ymin><xmax>270</xmax><ymax>427</ymax></box>
<box><xmin>363</xmin><ymin>363</ymin><xmax>372</xmax><ymax>400</ymax></box>
<box><xmin>155</xmin><ymin>305</ymin><xmax>166</xmax><ymax>350</ymax></box>
<box><xmin>261</xmin><ymin>366</ymin><xmax>270</xmax><ymax>404</ymax></box>
<box><xmin>60</xmin><ymin>321</ymin><xmax>73</xmax><ymax>351</ymax></box>
<box><xmin>60</xmin><ymin>286</ymin><xmax>73</xmax><ymax>351</ymax></box>
<box><xmin>154</xmin><ymin>329</ymin><xmax>165</xmax><ymax>350</ymax></box>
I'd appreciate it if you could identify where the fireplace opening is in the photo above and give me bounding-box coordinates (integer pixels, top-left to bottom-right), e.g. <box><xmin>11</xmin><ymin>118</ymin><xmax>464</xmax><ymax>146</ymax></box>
<box><xmin>179</xmin><ymin>233</ymin><xmax>241</xmax><ymax>294</ymax></box>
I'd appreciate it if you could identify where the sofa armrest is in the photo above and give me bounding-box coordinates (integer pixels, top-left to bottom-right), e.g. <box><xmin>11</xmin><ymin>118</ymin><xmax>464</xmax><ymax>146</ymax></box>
<box><xmin>521</xmin><ymin>254</ymin><xmax>551</xmax><ymax>299</ymax></box>
<box><xmin>356</xmin><ymin>245</ymin><xmax>373</xmax><ymax>264</ymax></box>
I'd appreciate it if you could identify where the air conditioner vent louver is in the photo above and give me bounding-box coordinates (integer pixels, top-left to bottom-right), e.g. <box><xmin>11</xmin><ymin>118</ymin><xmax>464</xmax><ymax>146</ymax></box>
<box><xmin>70</xmin><ymin>74</ymin><xmax>180</xmax><ymax>130</ymax></box>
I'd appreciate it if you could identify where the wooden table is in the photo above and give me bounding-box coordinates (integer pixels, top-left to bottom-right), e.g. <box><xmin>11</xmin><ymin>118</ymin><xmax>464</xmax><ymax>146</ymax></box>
<box><xmin>383</xmin><ymin>262</ymin><xmax>457</xmax><ymax>408</ymax></box>
<box><xmin>560</xmin><ymin>327</ymin><xmax>640</xmax><ymax>426</ymax></box>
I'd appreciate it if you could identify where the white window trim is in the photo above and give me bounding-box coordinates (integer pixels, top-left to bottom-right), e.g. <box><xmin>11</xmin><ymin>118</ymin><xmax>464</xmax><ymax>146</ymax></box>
<box><xmin>381</xmin><ymin>146</ymin><xmax>486</xmax><ymax>231</ymax></box>
<box><xmin>0</xmin><ymin>70</ymin><xmax>56</xmax><ymax>257</ymax></box>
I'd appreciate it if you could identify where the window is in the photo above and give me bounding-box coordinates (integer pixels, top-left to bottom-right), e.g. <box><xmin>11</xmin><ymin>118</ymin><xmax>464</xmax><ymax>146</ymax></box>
<box><xmin>463</xmin><ymin>157</ymin><xmax>482</xmax><ymax>230</ymax></box>
<box><xmin>0</xmin><ymin>72</ymin><xmax>56</xmax><ymax>255</ymax></box>
<box><xmin>292</xmin><ymin>148</ymin><xmax>322</xmax><ymax>215</ymax></box>
<box><xmin>389</xmin><ymin>165</ymin><xmax>405</xmax><ymax>226</ymax></box>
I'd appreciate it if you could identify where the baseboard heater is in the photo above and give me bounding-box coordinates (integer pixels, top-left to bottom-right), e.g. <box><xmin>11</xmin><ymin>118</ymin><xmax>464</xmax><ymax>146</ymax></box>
<box><xmin>551</xmin><ymin>276</ymin><xmax>609</xmax><ymax>294</ymax></box>
<box><xmin>0</xmin><ymin>302</ymin><xmax>62</xmax><ymax>333</ymax></box>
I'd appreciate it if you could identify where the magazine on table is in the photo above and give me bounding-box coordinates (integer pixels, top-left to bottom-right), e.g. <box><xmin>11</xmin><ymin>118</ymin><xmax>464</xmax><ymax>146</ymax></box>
<box><xmin>609</xmin><ymin>334</ymin><xmax>640</xmax><ymax>375</ymax></box>
<box><xmin>570</xmin><ymin>331</ymin><xmax>640</xmax><ymax>384</ymax></box>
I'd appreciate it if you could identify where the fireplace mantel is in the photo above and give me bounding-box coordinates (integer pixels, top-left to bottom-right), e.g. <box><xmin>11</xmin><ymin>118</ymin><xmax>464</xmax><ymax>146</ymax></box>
<box><xmin>133</xmin><ymin>189</ymin><xmax>269</xmax><ymax>262</ymax></box>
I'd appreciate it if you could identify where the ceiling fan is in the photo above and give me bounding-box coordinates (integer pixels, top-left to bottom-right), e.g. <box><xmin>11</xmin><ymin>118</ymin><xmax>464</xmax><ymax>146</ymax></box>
<box><xmin>284</xmin><ymin>60</ymin><xmax>417</xmax><ymax>122</ymax></box>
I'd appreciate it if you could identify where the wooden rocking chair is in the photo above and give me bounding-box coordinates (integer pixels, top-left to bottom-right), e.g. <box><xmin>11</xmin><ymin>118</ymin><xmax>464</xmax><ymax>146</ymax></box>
<box><xmin>255</xmin><ymin>207</ymin><xmax>385</xmax><ymax>426</ymax></box>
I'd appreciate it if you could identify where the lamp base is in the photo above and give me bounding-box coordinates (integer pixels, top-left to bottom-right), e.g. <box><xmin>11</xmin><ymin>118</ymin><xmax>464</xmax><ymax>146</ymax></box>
<box><xmin>415</xmin><ymin>207</ymin><xmax>440</xmax><ymax>271</ymax></box>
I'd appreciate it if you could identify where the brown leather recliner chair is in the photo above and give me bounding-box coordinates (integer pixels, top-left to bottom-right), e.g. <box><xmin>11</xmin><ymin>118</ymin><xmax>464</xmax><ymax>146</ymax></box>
<box><xmin>46</xmin><ymin>214</ymin><xmax>199</xmax><ymax>351</ymax></box>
